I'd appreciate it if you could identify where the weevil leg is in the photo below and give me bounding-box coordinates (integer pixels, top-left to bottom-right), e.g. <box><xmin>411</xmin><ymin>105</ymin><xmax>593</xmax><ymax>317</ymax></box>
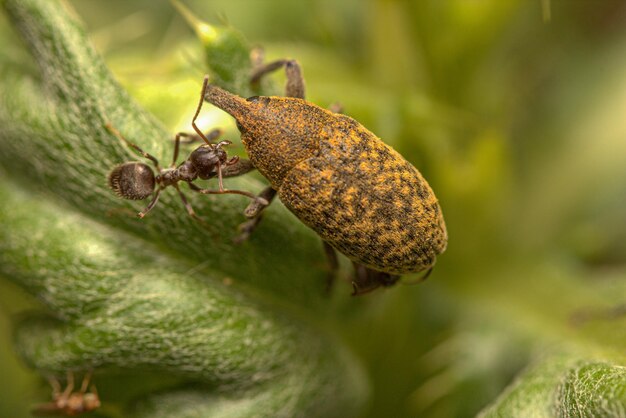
<box><xmin>221</xmin><ymin>158</ymin><xmax>256</xmax><ymax>178</ymax></box>
<box><xmin>322</xmin><ymin>241</ymin><xmax>339</xmax><ymax>294</ymax></box>
<box><xmin>243</xmin><ymin>186</ymin><xmax>277</xmax><ymax>218</ymax></box>
<box><xmin>233</xmin><ymin>217</ymin><xmax>262</xmax><ymax>245</ymax></box>
<box><xmin>284</xmin><ymin>60</ymin><xmax>305</xmax><ymax>99</ymax></box>
<box><xmin>138</xmin><ymin>188</ymin><xmax>163</xmax><ymax>218</ymax></box>
<box><xmin>351</xmin><ymin>263</ymin><xmax>400</xmax><ymax>296</ymax></box>
<box><xmin>328</xmin><ymin>102</ymin><xmax>344</xmax><ymax>114</ymax></box>
<box><xmin>233</xmin><ymin>186</ymin><xmax>277</xmax><ymax>244</ymax></box>
<box><xmin>250</xmin><ymin>46</ymin><xmax>265</xmax><ymax>68</ymax></box>
<box><xmin>250</xmin><ymin>59</ymin><xmax>305</xmax><ymax>99</ymax></box>
<box><xmin>175</xmin><ymin>184</ymin><xmax>208</xmax><ymax>227</ymax></box>
<box><xmin>250</xmin><ymin>60</ymin><xmax>286</xmax><ymax>84</ymax></box>
<box><xmin>190</xmin><ymin>156</ymin><xmax>256</xmax><ymax>191</ymax></box>
<box><xmin>105</xmin><ymin>123</ymin><xmax>162</xmax><ymax>172</ymax></box>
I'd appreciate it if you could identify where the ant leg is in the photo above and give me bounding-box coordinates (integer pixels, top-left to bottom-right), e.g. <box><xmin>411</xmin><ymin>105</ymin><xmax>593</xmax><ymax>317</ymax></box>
<box><xmin>63</xmin><ymin>371</ymin><xmax>75</xmax><ymax>398</ymax></box>
<box><xmin>79</xmin><ymin>371</ymin><xmax>92</xmax><ymax>394</ymax></box>
<box><xmin>172</xmin><ymin>133</ymin><xmax>184</xmax><ymax>168</ymax></box>
<box><xmin>217</xmin><ymin>162</ymin><xmax>225</xmax><ymax>190</ymax></box>
<box><xmin>172</xmin><ymin>129</ymin><xmax>224</xmax><ymax>168</ymax></box>
<box><xmin>138</xmin><ymin>188</ymin><xmax>162</xmax><ymax>218</ymax></box>
<box><xmin>250</xmin><ymin>59</ymin><xmax>305</xmax><ymax>99</ymax></box>
<box><xmin>323</xmin><ymin>242</ymin><xmax>339</xmax><ymax>294</ymax></box>
<box><xmin>178</xmin><ymin>129</ymin><xmax>223</xmax><ymax>145</ymax></box>
<box><xmin>105</xmin><ymin>123</ymin><xmax>162</xmax><ymax>171</ymax></box>
<box><xmin>175</xmin><ymin>184</ymin><xmax>208</xmax><ymax>227</ymax></box>
<box><xmin>204</xmin><ymin>128</ymin><xmax>223</xmax><ymax>143</ymax></box>
<box><xmin>187</xmin><ymin>182</ymin><xmax>268</xmax><ymax>205</ymax></box>
<box><xmin>233</xmin><ymin>186</ymin><xmax>277</xmax><ymax>244</ymax></box>
<box><xmin>47</xmin><ymin>375</ymin><xmax>62</xmax><ymax>398</ymax></box>
<box><xmin>191</xmin><ymin>76</ymin><xmax>213</xmax><ymax>144</ymax></box>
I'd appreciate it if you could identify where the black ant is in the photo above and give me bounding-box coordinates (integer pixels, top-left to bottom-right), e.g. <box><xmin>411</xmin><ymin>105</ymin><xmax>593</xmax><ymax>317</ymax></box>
<box><xmin>106</xmin><ymin>77</ymin><xmax>265</xmax><ymax>223</ymax></box>
<box><xmin>32</xmin><ymin>371</ymin><xmax>100</xmax><ymax>416</ymax></box>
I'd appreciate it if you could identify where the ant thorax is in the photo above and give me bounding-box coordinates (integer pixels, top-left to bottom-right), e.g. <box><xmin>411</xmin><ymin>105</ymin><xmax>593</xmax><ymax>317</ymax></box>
<box><xmin>156</xmin><ymin>163</ymin><xmax>195</xmax><ymax>187</ymax></box>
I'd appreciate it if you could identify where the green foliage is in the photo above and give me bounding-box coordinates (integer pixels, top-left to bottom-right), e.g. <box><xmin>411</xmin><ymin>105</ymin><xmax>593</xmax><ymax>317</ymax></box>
<box><xmin>0</xmin><ymin>0</ymin><xmax>625</xmax><ymax>417</ymax></box>
<box><xmin>479</xmin><ymin>355</ymin><xmax>626</xmax><ymax>417</ymax></box>
<box><xmin>0</xmin><ymin>0</ymin><xmax>365</xmax><ymax>416</ymax></box>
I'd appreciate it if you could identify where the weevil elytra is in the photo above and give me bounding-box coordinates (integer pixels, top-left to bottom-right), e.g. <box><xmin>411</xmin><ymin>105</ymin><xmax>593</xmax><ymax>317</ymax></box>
<box><xmin>106</xmin><ymin>81</ymin><xmax>266</xmax><ymax>224</ymax></box>
<box><xmin>204</xmin><ymin>56</ymin><xmax>448</xmax><ymax>294</ymax></box>
<box><xmin>201</xmin><ymin>58</ymin><xmax>448</xmax><ymax>293</ymax></box>
<box><xmin>32</xmin><ymin>371</ymin><xmax>100</xmax><ymax>416</ymax></box>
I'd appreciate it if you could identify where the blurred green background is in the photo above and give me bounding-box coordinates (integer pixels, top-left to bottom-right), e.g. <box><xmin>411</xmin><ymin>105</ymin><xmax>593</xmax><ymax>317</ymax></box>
<box><xmin>1</xmin><ymin>0</ymin><xmax>625</xmax><ymax>417</ymax></box>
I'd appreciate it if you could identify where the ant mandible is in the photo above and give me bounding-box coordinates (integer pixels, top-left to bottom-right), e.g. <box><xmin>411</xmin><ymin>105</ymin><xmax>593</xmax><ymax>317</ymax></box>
<box><xmin>106</xmin><ymin>77</ymin><xmax>267</xmax><ymax>224</ymax></box>
<box><xmin>32</xmin><ymin>371</ymin><xmax>100</xmax><ymax>416</ymax></box>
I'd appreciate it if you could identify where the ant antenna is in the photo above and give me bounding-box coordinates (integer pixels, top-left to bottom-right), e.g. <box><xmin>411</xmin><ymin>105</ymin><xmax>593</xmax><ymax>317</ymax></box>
<box><xmin>192</xmin><ymin>75</ymin><xmax>213</xmax><ymax>146</ymax></box>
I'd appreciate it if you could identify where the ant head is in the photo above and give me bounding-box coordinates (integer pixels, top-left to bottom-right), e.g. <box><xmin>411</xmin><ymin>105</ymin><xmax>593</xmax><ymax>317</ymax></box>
<box><xmin>108</xmin><ymin>162</ymin><xmax>156</xmax><ymax>200</ymax></box>
<box><xmin>83</xmin><ymin>393</ymin><xmax>101</xmax><ymax>411</ymax></box>
<box><xmin>188</xmin><ymin>143</ymin><xmax>229</xmax><ymax>180</ymax></box>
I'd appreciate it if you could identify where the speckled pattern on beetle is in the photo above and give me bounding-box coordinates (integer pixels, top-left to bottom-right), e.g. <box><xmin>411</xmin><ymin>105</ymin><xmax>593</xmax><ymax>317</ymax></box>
<box><xmin>205</xmin><ymin>80</ymin><xmax>447</xmax><ymax>278</ymax></box>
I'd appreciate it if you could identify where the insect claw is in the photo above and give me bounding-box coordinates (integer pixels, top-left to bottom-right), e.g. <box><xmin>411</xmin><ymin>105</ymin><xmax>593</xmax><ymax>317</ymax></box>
<box><xmin>350</xmin><ymin>281</ymin><xmax>359</xmax><ymax>296</ymax></box>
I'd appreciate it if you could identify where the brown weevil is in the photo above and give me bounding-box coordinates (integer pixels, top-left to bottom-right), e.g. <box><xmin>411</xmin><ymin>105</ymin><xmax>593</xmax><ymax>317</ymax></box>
<box><xmin>32</xmin><ymin>371</ymin><xmax>100</xmax><ymax>416</ymax></box>
<box><xmin>106</xmin><ymin>80</ymin><xmax>266</xmax><ymax>224</ymax></box>
<box><xmin>200</xmin><ymin>54</ymin><xmax>448</xmax><ymax>295</ymax></box>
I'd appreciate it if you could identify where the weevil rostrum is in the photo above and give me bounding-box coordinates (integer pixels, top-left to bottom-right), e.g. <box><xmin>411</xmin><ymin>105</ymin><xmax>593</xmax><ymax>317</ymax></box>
<box><xmin>202</xmin><ymin>55</ymin><xmax>448</xmax><ymax>294</ymax></box>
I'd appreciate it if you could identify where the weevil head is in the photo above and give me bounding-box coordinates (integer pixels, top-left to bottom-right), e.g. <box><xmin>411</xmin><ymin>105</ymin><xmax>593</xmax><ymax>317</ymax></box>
<box><xmin>108</xmin><ymin>162</ymin><xmax>155</xmax><ymax>200</ymax></box>
<box><xmin>203</xmin><ymin>85</ymin><xmax>282</xmax><ymax>139</ymax></box>
<box><xmin>204</xmin><ymin>84</ymin><xmax>324</xmax><ymax>186</ymax></box>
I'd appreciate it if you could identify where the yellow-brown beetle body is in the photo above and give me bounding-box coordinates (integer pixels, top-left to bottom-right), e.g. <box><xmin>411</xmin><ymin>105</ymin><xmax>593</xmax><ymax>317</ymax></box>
<box><xmin>205</xmin><ymin>86</ymin><xmax>447</xmax><ymax>277</ymax></box>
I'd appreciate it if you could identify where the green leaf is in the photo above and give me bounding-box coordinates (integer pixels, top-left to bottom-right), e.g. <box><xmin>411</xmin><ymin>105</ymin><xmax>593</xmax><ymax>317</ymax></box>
<box><xmin>0</xmin><ymin>0</ymin><xmax>368</xmax><ymax>416</ymax></box>
<box><xmin>478</xmin><ymin>353</ymin><xmax>626</xmax><ymax>418</ymax></box>
<box><xmin>171</xmin><ymin>0</ymin><xmax>256</xmax><ymax>96</ymax></box>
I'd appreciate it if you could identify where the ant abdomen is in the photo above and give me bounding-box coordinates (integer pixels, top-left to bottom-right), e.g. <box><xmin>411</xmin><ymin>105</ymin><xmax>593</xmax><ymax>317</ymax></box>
<box><xmin>108</xmin><ymin>162</ymin><xmax>155</xmax><ymax>200</ymax></box>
